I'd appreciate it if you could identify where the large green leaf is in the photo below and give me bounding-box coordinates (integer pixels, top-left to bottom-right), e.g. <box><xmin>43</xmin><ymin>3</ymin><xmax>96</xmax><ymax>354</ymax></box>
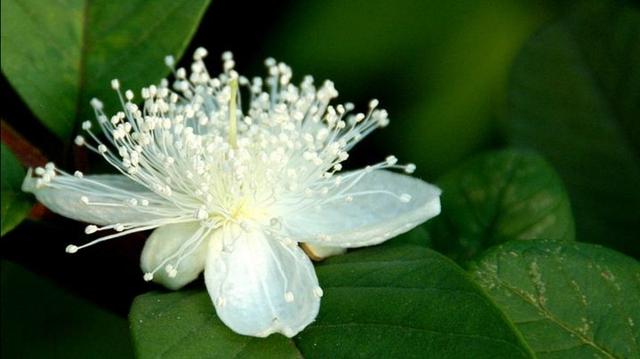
<box><xmin>295</xmin><ymin>244</ymin><xmax>533</xmax><ymax>358</ymax></box>
<box><xmin>1</xmin><ymin>260</ymin><xmax>134</xmax><ymax>358</ymax></box>
<box><xmin>130</xmin><ymin>291</ymin><xmax>303</xmax><ymax>359</ymax></box>
<box><xmin>429</xmin><ymin>150</ymin><xmax>575</xmax><ymax>263</ymax></box>
<box><xmin>470</xmin><ymin>240</ymin><xmax>640</xmax><ymax>358</ymax></box>
<box><xmin>384</xmin><ymin>226</ymin><xmax>432</xmax><ymax>248</ymax></box>
<box><xmin>505</xmin><ymin>3</ymin><xmax>640</xmax><ymax>257</ymax></box>
<box><xmin>130</xmin><ymin>244</ymin><xmax>533</xmax><ymax>358</ymax></box>
<box><xmin>0</xmin><ymin>144</ymin><xmax>32</xmax><ymax>236</ymax></box>
<box><xmin>1</xmin><ymin>0</ymin><xmax>210</xmax><ymax>139</ymax></box>
<box><xmin>266</xmin><ymin>0</ymin><xmax>551</xmax><ymax>175</ymax></box>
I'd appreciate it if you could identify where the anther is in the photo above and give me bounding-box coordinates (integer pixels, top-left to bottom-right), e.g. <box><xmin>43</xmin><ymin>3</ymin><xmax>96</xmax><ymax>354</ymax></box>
<box><xmin>85</xmin><ymin>225</ymin><xmax>98</xmax><ymax>234</ymax></box>
<box><xmin>164</xmin><ymin>55</ymin><xmax>175</xmax><ymax>67</ymax></box>
<box><xmin>82</xmin><ymin>121</ymin><xmax>92</xmax><ymax>130</ymax></box>
<box><xmin>194</xmin><ymin>47</ymin><xmax>208</xmax><ymax>60</ymax></box>
<box><xmin>74</xmin><ymin>135</ymin><xmax>85</xmax><ymax>146</ymax></box>
<box><xmin>386</xmin><ymin>155</ymin><xmax>398</xmax><ymax>165</ymax></box>
<box><xmin>80</xmin><ymin>196</ymin><xmax>89</xmax><ymax>205</ymax></box>
<box><xmin>143</xmin><ymin>273</ymin><xmax>154</xmax><ymax>282</ymax></box>
<box><xmin>65</xmin><ymin>245</ymin><xmax>78</xmax><ymax>254</ymax></box>
<box><xmin>264</xmin><ymin>57</ymin><xmax>276</xmax><ymax>67</ymax></box>
<box><xmin>111</xmin><ymin>79</ymin><xmax>120</xmax><ymax>90</ymax></box>
<box><xmin>399</xmin><ymin>193</ymin><xmax>412</xmax><ymax>203</ymax></box>
<box><xmin>90</xmin><ymin>98</ymin><xmax>103</xmax><ymax>110</ymax></box>
<box><xmin>74</xmin><ymin>170</ymin><xmax>83</xmax><ymax>178</ymax></box>
<box><xmin>313</xmin><ymin>287</ymin><xmax>324</xmax><ymax>298</ymax></box>
<box><xmin>405</xmin><ymin>163</ymin><xmax>416</xmax><ymax>174</ymax></box>
<box><xmin>284</xmin><ymin>292</ymin><xmax>295</xmax><ymax>303</ymax></box>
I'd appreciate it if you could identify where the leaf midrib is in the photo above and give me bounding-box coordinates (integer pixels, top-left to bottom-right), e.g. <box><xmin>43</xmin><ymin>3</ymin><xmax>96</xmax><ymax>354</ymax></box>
<box><xmin>494</xmin><ymin>270</ymin><xmax>618</xmax><ymax>358</ymax></box>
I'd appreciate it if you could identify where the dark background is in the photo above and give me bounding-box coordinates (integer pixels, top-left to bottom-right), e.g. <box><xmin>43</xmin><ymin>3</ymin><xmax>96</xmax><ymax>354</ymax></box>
<box><xmin>1</xmin><ymin>1</ymin><xmax>637</xmax><ymax>356</ymax></box>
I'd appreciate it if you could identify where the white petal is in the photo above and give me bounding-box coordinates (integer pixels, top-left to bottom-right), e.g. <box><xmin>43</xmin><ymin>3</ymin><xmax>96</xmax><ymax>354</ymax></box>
<box><xmin>22</xmin><ymin>172</ymin><xmax>168</xmax><ymax>225</ymax></box>
<box><xmin>204</xmin><ymin>225</ymin><xmax>320</xmax><ymax>337</ymax></box>
<box><xmin>301</xmin><ymin>243</ymin><xmax>347</xmax><ymax>261</ymax></box>
<box><xmin>140</xmin><ymin>222</ymin><xmax>209</xmax><ymax>290</ymax></box>
<box><xmin>284</xmin><ymin>170</ymin><xmax>441</xmax><ymax>247</ymax></box>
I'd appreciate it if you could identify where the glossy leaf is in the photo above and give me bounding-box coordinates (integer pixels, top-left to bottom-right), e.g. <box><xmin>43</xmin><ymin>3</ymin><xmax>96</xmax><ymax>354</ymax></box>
<box><xmin>505</xmin><ymin>3</ymin><xmax>640</xmax><ymax>257</ymax></box>
<box><xmin>294</xmin><ymin>244</ymin><xmax>532</xmax><ymax>358</ymax></box>
<box><xmin>470</xmin><ymin>240</ymin><xmax>640</xmax><ymax>358</ymax></box>
<box><xmin>0</xmin><ymin>144</ymin><xmax>31</xmax><ymax>236</ymax></box>
<box><xmin>429</xmin><ymin>150</ymin><xmax>574</xmax><ymax>263</ymax></box>
<box><xmin>1</xmin><ymin>260</ymin><xmax>134</xmax><ymax>358</ymax></box>
<box><xmin>1</xmin><ymin>0</ymin><xmax>210</xmax><ymax>139</ymax></box>
<box><xmin>130</xmin><ymin>244</ymin><xmax>533</xmax><ymax>358</ymax></box>
<box><xmin>385</xmin><ymin>226</ymin><xmax>432</xmax><ymax>248</ymax></box>
<box><xmin>130</xmin><ymin>291</ymin><xmax>303</xmax><ymax>359</ymax></box>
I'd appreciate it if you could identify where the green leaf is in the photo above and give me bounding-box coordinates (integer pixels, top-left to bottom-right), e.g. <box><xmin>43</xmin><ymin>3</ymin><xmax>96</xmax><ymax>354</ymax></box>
<box><xmin>1</xmin><ymin>0</ymin><xmax>211</xmax><ymax>139</ymax></box>
<box><xmin>470</xmin><ymin>240</ymin><xmax>640</xmax><ymax>358</ymax></box>
<box><xmin>267</xmin><ymin>0</ymin><xmax>552</xmax><ymax>174</ymax></box>
<box><xmin>130</xmin><ymin>291</ymin><xmax>303</xmax><ymax>359</ymax></box>
<box><xmin>1</xmin><ymin>260</ymin><xmax>134</xmax><ymax>358</ymax></box>
<box><xmin>130</xmin><ymin>244</ymin><xmax>533</xmax><ymax>358</ymax></box>
<box><xmin>505</xmin><ymin>3</ymin><xmax>640</xmax><ymax>257</ymax></box>
<box><xmin>294</xmin><ymin>245</ymin><xmax>532</xmax><ymax>358</ymax></box>
<box><xmin>1</xmin><ymin>144</ymin><xmax>31</xmax><ymax>236</ymax></box>
<box><xmin>429</xmin><ymin>149</ymin><xmax>575</xmax><ymax>263</ymax></box>
<box><xmin>385</xmin><ymin>226</ymin><xmax>432</xmax><ymax>248</ymax></box>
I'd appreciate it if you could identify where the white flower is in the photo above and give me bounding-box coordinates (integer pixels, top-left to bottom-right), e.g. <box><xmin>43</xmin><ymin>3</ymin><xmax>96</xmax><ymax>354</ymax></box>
<box><xmin>22</xmin><ymin>48</ymin><xmax>441</xmax><ymax>337</ymax></box>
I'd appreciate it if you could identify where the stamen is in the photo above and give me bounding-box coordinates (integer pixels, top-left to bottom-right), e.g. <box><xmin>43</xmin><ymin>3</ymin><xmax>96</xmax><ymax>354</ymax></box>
<box><xmin>228</xmin><ymin>76</ymin><xmax>238</xmax><ymax>148</ymax></box>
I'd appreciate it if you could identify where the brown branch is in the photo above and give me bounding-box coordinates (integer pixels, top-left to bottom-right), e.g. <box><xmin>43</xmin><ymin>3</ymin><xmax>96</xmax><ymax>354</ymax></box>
<box><xmin>1</xmin><ymin>119</ymin><xmax>51</xmax><ymax>221</ymax></box>
<box><xmin>1</xmin><ymin>119</ymin><xmax>48</xmax><ymax>167</ymax></box>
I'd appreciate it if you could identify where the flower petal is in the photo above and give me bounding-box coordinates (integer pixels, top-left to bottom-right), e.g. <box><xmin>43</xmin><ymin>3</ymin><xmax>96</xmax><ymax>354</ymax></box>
<box><xmin>140</xmin><ymin>222</ymin><xmax>209</xmax><ymax>290</ymax></box>
<box><xmin>22</xmin><ymin>172</ymin><xmax>169</xmax><ymax>225</ymax></box>
<box><xmin>301</xmin><ymin>243</ymin><xmax>347</xmax><ymax>261</ymax></box>
<box><xmin>284</xmin><ymin>170</ymin><xmax>441</xmax><ymax>248</ymax></box>
<box><xmin>204</xmin><ymin>225</ymin><xmax>320</xmax><ymax>337</ymax></box>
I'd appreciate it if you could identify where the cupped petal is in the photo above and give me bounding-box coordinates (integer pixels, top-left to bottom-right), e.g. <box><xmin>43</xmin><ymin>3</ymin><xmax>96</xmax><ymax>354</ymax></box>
<box><xmin>22</xmin><ymin>172</ymin><xmax>171</xmax><ymax>225</ymax></box>
<box><xmin>204</xmin><ymin>225</ymin><xmax>321</xmax><ymax>337</ymax></box>
<box><xmin>284</xmin><ymin>170</ymin><xmax>441</xmax><ymax>248</ymax></box>
<box><xmin>140</xmin><ymin>222</ymin><xmax>209</xmax><ymax>290</ymax></box>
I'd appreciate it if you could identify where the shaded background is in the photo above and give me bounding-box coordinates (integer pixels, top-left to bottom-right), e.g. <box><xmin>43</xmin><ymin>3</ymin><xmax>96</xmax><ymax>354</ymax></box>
<box><xmin>1</xmin><ymin>0</ymin><xmax>638</xmax><ymax>357</ymax></box>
